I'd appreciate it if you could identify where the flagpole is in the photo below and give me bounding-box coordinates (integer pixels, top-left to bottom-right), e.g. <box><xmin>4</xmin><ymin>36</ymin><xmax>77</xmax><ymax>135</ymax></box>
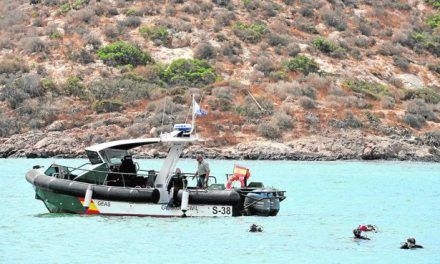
<box><xmin>190</xmin><ymin>95</ymin><xmax>196</xmax><ymax>134</ymax></box>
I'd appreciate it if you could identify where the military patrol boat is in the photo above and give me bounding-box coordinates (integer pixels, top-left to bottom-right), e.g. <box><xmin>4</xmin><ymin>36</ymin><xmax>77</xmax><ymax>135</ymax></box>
<box><xmin>25</xmin><ymin>100</ymin><xmax>286</xmax><ymax>217</ymax></box>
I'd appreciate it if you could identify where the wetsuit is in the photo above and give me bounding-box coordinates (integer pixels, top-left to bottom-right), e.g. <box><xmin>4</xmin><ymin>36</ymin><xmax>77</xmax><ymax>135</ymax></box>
<box><xmin>400</xmin><ymin>243</ymin><xmax>423</xmax><ymax>249</ymax></box>
<box><xmin>167</xmin><ymin>174</ymin><xmax>186</xmax><ymax>206</ymax></box>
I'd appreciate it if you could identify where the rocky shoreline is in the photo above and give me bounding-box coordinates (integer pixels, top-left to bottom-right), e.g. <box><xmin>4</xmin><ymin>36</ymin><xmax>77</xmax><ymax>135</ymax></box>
<box><xmin>1</xmin><ymin>130</ymin><xmax>439</xmax><ymax>162</ymax></box>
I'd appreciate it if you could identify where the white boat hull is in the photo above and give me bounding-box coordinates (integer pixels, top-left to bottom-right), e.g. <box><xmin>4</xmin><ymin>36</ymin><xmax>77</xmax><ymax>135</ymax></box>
<box><xmin>82</xmin><ymin>198</ymin><xmax>234</xmax><ymax>217</ymax></box>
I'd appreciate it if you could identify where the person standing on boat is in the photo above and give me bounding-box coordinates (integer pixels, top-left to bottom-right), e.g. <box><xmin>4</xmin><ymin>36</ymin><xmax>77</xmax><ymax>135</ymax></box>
<box><xmin>194</xmin><ymin>155</ymin><xmax>210</xmax><ymax>188</ymax></box>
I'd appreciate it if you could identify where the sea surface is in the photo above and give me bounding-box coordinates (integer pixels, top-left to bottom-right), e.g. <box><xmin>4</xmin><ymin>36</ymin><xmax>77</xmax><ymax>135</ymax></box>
<box><xmin>1</xmin><ymin>158</ymin><xmax>439</xmax><ymax>264</ymax></box>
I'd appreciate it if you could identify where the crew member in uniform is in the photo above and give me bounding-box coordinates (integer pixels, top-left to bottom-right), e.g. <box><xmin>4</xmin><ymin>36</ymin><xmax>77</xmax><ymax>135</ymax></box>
<box><xmin>194</xmin><ymin>155</ymin><xmax>210</xmax><ymax>188</ymax></box>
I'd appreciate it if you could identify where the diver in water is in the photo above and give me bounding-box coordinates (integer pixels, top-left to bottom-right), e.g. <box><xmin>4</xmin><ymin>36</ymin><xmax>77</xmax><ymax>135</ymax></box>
<box><xmin>249</xmin><ymin>224</ymin><xmax>263</xmax><ymax>233</ymax></box>
<box><xmin>358</xmin><ymin>224</ymin><xmax>378</xmax><ymax>232</ymax></box>
<box><xmin>353</xmin><ymin>228</ymin><xmax>370</xmax><ymax>240</ymax></box>
<box><xmin>400</xmin><ymin>237</ymin><xmax>423</xmax><ymax>249</ymax></box>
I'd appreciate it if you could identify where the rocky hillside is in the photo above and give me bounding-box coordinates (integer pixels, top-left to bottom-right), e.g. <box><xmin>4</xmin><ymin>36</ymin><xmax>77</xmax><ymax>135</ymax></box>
<box><xmin>0</xmin><ymin>0</ymin><xmax>440</xmax><ymax>160</ymax></box>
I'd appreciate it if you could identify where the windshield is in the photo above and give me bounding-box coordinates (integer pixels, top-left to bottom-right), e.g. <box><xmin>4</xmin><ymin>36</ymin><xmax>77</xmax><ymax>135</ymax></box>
<box><xmin>100</xmin><ymin>149</ymin><xmax>129</xmax><ymax>164</ymax></box>
<box><xmin>86</xmin><ymin>150</ymin><xmax>103</xmax><ymax>165</ymax></box>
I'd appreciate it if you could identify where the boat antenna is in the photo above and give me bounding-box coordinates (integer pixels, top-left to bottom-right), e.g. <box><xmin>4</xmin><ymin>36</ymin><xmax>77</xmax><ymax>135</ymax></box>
<box><xmin>160</xmin><ymin>96</ymin><xmax>167</xmax><ymax>136</ymax></box>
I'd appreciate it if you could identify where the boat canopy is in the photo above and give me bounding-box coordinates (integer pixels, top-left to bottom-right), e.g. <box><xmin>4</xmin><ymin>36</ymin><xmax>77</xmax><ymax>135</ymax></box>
<box><xmin>84</xmin><ymin>131</ymin><xmax>198</xmax><ymax>165</ymax></box>
<box><xmin>85</xmin><ymin>133</ymin><xmax>199</xmax><ymax>152</ymax></box>
<box><xmin>85</xmin><ymin>138</ymin><xmax>162</xmax><ymax>152</ymax></box>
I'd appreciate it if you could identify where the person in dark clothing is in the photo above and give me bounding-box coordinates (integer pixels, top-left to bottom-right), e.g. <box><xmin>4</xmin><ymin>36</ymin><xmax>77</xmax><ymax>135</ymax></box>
<box><xmin>167</xmin><ymin>168</ymin><xmax>187</xmax><ymax>207</ymax></box>
<box><xmin>353</xmin><ymin>228</ymin><xmax>370</xmax><ymax>240</ymax></box>
<box><xmin>249</xmin><ymin>224</ymin><xmax>263</xmax><ymax>232</ymax></box>
<box><xmin>400</xmin><ymin>237</ymin><xmax>423</xmax><ymax>249</ymax></box>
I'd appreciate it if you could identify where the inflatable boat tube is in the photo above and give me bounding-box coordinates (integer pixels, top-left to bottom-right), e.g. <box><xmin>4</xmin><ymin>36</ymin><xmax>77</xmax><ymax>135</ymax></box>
<box><xmin>26</xmin><ymin>170</ymin><xmax>160</xmax><ymax>203</ymax></box>
<box><xmin>177</xmin><ymin>189</ymin><xmax>241</xmax><ymax>205</ymax></box>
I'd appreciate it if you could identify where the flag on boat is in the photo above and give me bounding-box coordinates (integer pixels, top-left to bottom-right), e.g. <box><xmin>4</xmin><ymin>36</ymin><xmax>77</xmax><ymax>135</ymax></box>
<box><xmin>226</xmin><ymin>165</ymin><xmax>251</xmax><ymax>189</ymax></box>
<box><xmin>233</xmin><ymin>165</ymin><xmax>249</xmax><ymax>178</ymax></box>
<box><xmin>193</xmin><ymin>98</ymin><xmax>207</xmax><ymax>117</ymax></box>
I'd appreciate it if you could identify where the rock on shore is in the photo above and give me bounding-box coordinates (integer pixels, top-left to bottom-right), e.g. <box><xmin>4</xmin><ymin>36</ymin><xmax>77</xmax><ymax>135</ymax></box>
<box><xmin>1</xmin><ymin>130</ymin><xmax>439</xmax><ymax>162</ymax></box>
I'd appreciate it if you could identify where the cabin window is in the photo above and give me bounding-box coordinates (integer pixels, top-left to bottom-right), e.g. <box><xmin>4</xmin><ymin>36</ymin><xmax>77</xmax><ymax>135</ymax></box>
<box><xmin>104</xmin><ymin>149</ymin><xmax>129</xmax><ymax>164</ymax></box>
<box><xmin>86</xmin><ymin>150</ymin><xmax>103</xmax><ymax>165</ymax></box>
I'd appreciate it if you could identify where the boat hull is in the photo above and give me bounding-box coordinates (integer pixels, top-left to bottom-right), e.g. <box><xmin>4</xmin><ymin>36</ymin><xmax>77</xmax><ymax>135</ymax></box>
<box><xmin>35</xmin><ymin>187</ymin><xmax>234</xmax><ymax>217</ymax></box>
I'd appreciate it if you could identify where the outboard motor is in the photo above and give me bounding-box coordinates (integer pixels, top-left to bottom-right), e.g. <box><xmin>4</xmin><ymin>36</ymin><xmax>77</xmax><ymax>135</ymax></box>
<box><xmin>244</xmin><ymin>189</ymin><xmax>280</xmax><ymax>216</ymax></box>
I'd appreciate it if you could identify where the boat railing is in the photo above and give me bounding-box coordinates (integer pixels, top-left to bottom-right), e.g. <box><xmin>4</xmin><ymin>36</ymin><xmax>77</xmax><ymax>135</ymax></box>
<box><xmin>67</xmin><ymin>163</ymin><xmax>91</xmax><ymax>175</ymax></box>
<box><xmin>52</xmin><ymin>165</ymin><xmax>218</xmax><ymax>187</ymax></box>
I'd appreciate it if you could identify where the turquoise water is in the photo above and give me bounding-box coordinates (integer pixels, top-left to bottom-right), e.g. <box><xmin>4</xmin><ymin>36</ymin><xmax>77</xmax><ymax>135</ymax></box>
<box><xmin>1</xmin><ymin>159</ymin><xmax>440</xmax><ymax>263</ymax></box>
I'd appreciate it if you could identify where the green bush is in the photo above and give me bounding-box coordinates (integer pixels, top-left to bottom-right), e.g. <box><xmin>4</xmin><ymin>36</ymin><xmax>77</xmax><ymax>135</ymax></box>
<box><xmin>92</xmin><ymin>99</ymin><xmax>124</xmax><ymax>113</ymax></box>
<box><xmin>41</xmin><ymin>79</ymin><xmax>59</xmax><ymax>94</ymax></box>
<box><xmin>408</xmin><ymin>31</ymin><xmax>440</xmax><ymax>57</ymax></box>
<box><xmin>139</xmin><ymin>26</ymin><xmax>169</xmax><ymax>46</ymax></box>
<box><xmin>162</xmin><ymin>59</ymin><xmax>216</xmax><ymax>87</ymax></box>
<box><xmin>313</xmin><ymin>37</ymin><xmax>338</xmax><ymax>53</ymax></box>
<box><xmin>364</xmin><ymin>111</ymin><xmax>381</xmax><ymax>123</ymax></box>
<box><xmin>345</xmin><ymin>80</ymin><xmax>389</xmax><ymax>100</ymax></box>
<box><xmin>403</xmin><ymin>88</ymin><xmax>440</xmax><ymax>104</ymax></box>
<box><xmin>65</xmin><ymin>76</ymin><xmax>87</xmax><ymax>98</ymax></box>
<box><xmin>426</xmin><ymin>13</ymin><xmax>440</xmax><ymax>28</ymax></box>
<box><xmin>97</xmin><ymin>41</ymin><xmax>153</xmax><ymax>67</ymax></box>
<box><xmin>285</xmin><ymin>55</ymin><xmax>319</xmax><ymax>75</ymax></box>
<box><xmin>232</xmin><ymin>22</ymin><xmax>267</xmax><ymax>43</ymax></box>
<box><xmin>59</xmin><ymin>0</ymin><xmax>89</xmax><ymax>14</ymax></box>
<box><xmin>425</xmin><ymin>0</ymin><xmax>440</xmax><ymax>8</ymax></box>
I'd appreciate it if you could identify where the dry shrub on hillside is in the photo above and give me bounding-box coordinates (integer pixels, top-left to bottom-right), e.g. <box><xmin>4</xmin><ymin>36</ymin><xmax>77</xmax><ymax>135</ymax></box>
<box><xmin>0</xmin><ymin>57</ymin><xmax>29</xmax><ymax>74</ymax></box>
<box><xmin>211</xmin><ymin>86</ymin><xmax>234</xmax><ymax>111</ymax></box>
<box><xmin>103</xmin><ymin>25</ymin><xmax>120</xmax><ymax>39</ymax></box>
<box><xmin>0</xmin><ymin>111</ymin><xmax>21</xmax><ymax>138</ymax></box>
<box><xmin>70</xmin><ymin>8</ymin><xmax>96</xmax><ymax>24</ymax></box>
<box><xmin>16</xmin><ymin>99</ymin><xmax>58</xmax><ymax>129</ymax></box>
<box><xmin>258</xmin><ymin>121</ymin><xmax>281</xmax><ymax>139</ymax></box>
<box><xmin>70</xmin><ymin>49</ymin><xmax>95</xmax><ymax>64</ymax></box>
<box><xmin>194</xmin><ymin>42</ymin><xmax>216</xmax><ymax>60</ymax></box>
<box><xmin>381</xmin><ymin>96</ymin><xmax>396</xmax><ymax>109</ymax></box>
<box><xmin>294</xmin><ymin>18</ymin><xmax>319</xmax><ymax>34</ymax></box>
<box><xmin>213</xmin><ymin>10</ymin><xmax>235</xmax><ymax>31</ymax></box>
<box><xmin>221</xmin><ymin>40</ymin><xmax>243</xmax><ymax>63</ymax></box>
<box><xmin>0</xmin><ymin>7</ymin><xmax>28</xmax><ymax>32</ymax></box>
<box><xmin>393</xmin><ymin>55</ymin><xmax>410</xmax><ymax>71</ymax></box>
<box><xmin>265</xmin><ymin>81</ymin><xmax>298</xmax><ymax>100</ymax></box>
<box><xmin>378</xmin><ymin>43</ymin><xmax>403</xmax><ymax>56</ymax></box>
<box><xmin>236</xmin><ymin>96</ymin><xmax>274</xmax><ymax>120</ymax></box>
<box><xmin>118</xmin><ymin>16</ymin><xmax>141</xmax><ymax>28</ymax></box>
<box><xmin>267</xmin><ymin>33</ymin><xmax>289</xmax><ymax>47</ymax></box>
<box><xmin>354</xmin><ymin>36</ymin><xmax>376</xmax><ymax>48</ymax></box>
<box><xmin>0</xmin><ymin>74</ymin><xmax>44</xmax><ymax>109</ymax></box>
<box><xmin>272</xmin><ymin>112</ymin><xmax>294</xmax><ymax>130</ymax></box>
<box><xmin>253</xmin><ymin>55</ymin><xmax>279</xmax><ymax>76</ymax></box>
<box><xmin>329</xmin><ymin>111</ymin><xmax>363</xmax><ymax>129</ymax></box>
<box><xmin>156</xmin><ymin>17</ymin><xmax>192</xmax><ymax>33</ymax></box>
<box><xmin>299</xmin><ymin>96</ymin><xmax>316</xmax><ymax>109</ymax></box>
<box><xmin>342</xmin><ymin>96</ymin><xmax>372</xmax><ymax>109</ymax></box>
<box><xmin>84</xmin><ymin>33</ymin><xmax>102</xmax><ymax>50</ymax></box>
<box><xmin>321</xmin><ymin>9</ymin><xmax>347</xmax><ymax>31</ymax></box>
<box><xmin>304</xmin><ymin>112</ymin><xmax>320</xmax><ymax>125</ymax></box>
<box><xmin>135</xmin><ymin>5</ymin><xmax>161</xmax><ymax>16</ymax></box>
<box><xmin>302</xmin><ymin>73</ymin><xmax>333</xmax><ymax>93</ymax></box>
<box><xmin>88</xmin><ymin>76</ymin><xmax>157</xmax><ymax>103</ymax></box>
<box><xmin>406</xmin><ymin>99</ymin><xmax>438</xmax><ymax>122</ymax></box>
<box><xmin>22</xmin><ymin>37</ymin><xmax>48</xmax><ymax>54</ymax></box>
<box><xmin>403</xmin><ymin>98</ymin><xmax>439</xmax><ymax>129</ymax></box>
<box><xmin>285</xmin><ymin>43</ymin><xmax>300</xmax><ymax>57</ymax></box>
